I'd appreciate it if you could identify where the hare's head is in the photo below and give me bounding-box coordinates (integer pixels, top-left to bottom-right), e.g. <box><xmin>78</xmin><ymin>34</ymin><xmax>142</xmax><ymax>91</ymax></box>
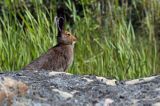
<box><xmin>55</xmin><ymin>17</ymin><xmax>77</xmax><ymax>45</ymax></box>
<box><xmin>57</xmin><ymin>31</ymin><xmax>77</xmax><ymax>45</ymax></box>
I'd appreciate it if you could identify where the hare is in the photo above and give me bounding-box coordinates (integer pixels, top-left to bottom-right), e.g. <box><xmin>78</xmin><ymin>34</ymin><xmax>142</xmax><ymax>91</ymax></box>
<box><xmin>23</xmin><ymin>30</ymin><xmax>77</xmax><ymax>72</ymax></box>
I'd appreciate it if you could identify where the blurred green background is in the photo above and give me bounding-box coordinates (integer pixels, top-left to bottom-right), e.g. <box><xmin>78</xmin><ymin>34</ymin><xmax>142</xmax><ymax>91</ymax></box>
<box><xmin>0</xmin><ymin>0</ymin><xmax>160</xmax><ymax>80</ymax></box>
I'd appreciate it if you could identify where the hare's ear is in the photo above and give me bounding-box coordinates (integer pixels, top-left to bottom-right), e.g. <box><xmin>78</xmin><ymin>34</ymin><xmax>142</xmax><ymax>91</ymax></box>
<box><xmin>56</xmin><ymin>7</ymin><xmax>65</xmax><ymax>37</ymax></box>
<box><xmin>55</xmin><ymin>17</ymin><xmax>64</xmax><ymax>37</ymax></box>
<box><xmin>58</xmin><ymin>17</ymin><xmax>64</xmax><ymax>36</ymax></box>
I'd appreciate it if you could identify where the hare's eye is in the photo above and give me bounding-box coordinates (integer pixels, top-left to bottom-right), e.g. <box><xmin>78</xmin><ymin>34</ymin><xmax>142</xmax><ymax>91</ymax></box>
<box><xmin>67</xmin><ymin>33</ymin><xmax>70</xmax><ymax>36</ymax></box>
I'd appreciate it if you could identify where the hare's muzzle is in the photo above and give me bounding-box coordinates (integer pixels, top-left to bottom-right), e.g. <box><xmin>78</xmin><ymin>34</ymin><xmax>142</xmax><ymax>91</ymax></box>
<box><xmin>73</xmin><ymin>35</ymin><xmax>77</xmax><ymax>41</ymax></box>
<box><xmin>72</xmin><ymin>36</ymin><xmax>77</xmax><ymax>45</ymax></box>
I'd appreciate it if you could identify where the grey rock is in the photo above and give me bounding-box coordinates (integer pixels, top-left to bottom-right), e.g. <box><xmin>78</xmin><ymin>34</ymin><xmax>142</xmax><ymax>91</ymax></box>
<box><xmin>0</xmin><ymin>70</ymin><xmax>160</xmax><ymax>106</ymax></box>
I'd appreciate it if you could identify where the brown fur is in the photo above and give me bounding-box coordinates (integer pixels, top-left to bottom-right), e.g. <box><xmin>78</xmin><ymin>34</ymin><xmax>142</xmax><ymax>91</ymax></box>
<box><xmin>23</xmin><ymin>31</ymin><xmax>77</xmax><ymax>72</ymax></box>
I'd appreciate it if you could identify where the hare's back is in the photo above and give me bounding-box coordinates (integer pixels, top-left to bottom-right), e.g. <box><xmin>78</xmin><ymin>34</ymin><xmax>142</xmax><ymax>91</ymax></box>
<box><xmin>23</xmin><ymin>46</ymin><xmax>72</xmax><ymax>71</ymax></box>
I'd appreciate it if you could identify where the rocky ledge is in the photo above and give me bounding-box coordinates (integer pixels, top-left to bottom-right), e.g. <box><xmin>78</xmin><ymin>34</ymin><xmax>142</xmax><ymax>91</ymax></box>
<box><xmin>0</xmin><ymin>70</ymin><xmax>160</xmax><ymax>106</ymax></box>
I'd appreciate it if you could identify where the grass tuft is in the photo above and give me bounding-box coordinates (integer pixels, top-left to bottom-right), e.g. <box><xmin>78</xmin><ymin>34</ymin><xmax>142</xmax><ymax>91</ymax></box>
<box><xmin>0</xmin><ymin>0</ymin><xmax>160</xmax><ymax>80</ymax></box>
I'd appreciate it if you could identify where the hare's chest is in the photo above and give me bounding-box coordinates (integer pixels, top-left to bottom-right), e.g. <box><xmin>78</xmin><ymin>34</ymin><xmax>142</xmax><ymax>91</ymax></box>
<box><xmin>67</xmin><ymin>52</ymin><xmax>74</xmax><ymax>67</ymax></box>
<box><xmin>64</xmin><ymin>45</ymin><xmax>74</xmax><ymax>68</ymax></box>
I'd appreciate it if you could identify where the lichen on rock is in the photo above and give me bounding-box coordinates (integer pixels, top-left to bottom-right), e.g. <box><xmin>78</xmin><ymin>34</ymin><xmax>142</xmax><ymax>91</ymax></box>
<box><xmin>0</xmin><ymin>70</ymin><xmax>160</xmax><ymax>106</ymax></box>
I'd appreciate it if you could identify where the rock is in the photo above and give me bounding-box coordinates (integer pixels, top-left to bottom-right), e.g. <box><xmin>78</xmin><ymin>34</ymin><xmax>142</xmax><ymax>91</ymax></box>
<box><xmin>0</xmin><ymin>70</ymin><xmax>160</xmax><ymax>106</ymax></box>
<box><xmin>0</xmin><ymin>77</ymin><xmax>28</xmax><ymax>106</ymax></box>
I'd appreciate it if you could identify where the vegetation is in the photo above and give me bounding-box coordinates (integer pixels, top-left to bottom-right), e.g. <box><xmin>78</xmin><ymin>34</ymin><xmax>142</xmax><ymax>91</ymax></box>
<box><xmin>0</xmin><ymin>0</ymin><xmax>160</xmax><ymax>80</ymax></box>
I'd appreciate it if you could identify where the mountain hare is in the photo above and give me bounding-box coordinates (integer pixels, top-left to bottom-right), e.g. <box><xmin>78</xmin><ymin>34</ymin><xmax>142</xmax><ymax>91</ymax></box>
<box><xmin>23</xmin><ymin>28</ymin><xmax>77</xmax><ymax>72</ymax></box>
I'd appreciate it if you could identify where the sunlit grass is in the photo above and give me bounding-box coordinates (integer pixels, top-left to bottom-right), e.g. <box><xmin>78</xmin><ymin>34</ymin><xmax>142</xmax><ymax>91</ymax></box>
<box><xmin>0</xmin><ymin>0</ymin><xmax>160</xmax><ymax>80</ymax></box>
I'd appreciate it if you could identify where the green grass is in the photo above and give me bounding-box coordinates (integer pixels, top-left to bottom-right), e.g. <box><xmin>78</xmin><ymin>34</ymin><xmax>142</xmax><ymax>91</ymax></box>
<box><xmin>0</xmin><ymin>0</ymin><xmax>160</xmax><ymax>80</ymax></box>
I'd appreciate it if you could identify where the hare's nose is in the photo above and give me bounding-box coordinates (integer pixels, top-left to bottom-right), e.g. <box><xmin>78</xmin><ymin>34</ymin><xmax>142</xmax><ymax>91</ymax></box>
<box><xmin>72</xmin><ymin>36</ymin><xmax>77</xmax><ymax>44</ymax></box>
<box><xmin>74</xmin><ymin>37</ymin><xmax>77</xmax><ymax>42</ymax></box>
<box><xmin>74</xmin><ymin>35</ymin><xmax>77</xmax><ymax>41</ymax></box>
